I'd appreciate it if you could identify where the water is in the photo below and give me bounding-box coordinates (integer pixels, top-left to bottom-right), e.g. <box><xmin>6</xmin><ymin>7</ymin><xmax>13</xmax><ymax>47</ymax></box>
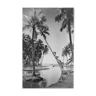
<box><xmin>39</xmin><ymin>65</ymin><xmax>61</xmax><ymax>87</ymax></box>
<box><xmin>23</xmin><ymin>65</ymin><xmax>61</xmax><ymax>88</ymax></box>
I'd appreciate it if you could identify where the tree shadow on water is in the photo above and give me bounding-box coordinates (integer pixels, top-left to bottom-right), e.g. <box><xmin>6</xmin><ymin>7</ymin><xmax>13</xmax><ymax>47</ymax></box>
<box><xmin>23</xmin><ymin>79</ymin><xmax>47</xmax><ymax>88</ymax></box>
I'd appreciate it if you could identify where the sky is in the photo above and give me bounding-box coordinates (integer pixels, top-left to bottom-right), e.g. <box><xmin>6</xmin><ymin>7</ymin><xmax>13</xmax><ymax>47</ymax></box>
<box><xmin>23</xmin><ymin>8</ymin><xmax>74</xmax><ymax>65</ymax></box>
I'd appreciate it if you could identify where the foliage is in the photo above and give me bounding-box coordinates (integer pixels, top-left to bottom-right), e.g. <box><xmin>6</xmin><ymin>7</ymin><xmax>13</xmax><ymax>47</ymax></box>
<box><xmin>55</xmin><ymin>8</ymin><xmax>74</xmax><ymax>32</ymax></box>
<box><xmin>55</xmin><ymin>8</ymin><xmax>74</xmax><ymax>62</ymax></box>
<box><xmin>62</xmin><ymin>43</ymin><xmax>74</xmax><ymax>56</ymax></box>
<box><xmin>23</xmin><ymin>9</ymin><xmax>50</xmax><ymax>40</ymax></box>
<box><xmin>23</xmin><ymin>33</ymin><xmax>49</xmax><ymax>67</ymax></box>
<box><xmin>23</xmin><ymin>9</ymin><xmax>50</xmax><ymax>69</ymax></box>
<box><xmin>62</xmin><ymin>45</ymin><xmax>70</xmax><ymax>57</ymax></box>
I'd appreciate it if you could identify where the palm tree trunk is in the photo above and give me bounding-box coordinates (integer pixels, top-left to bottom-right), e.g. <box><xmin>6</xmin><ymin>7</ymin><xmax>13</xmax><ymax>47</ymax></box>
<box><xmin>44</xmin><ymin>38</ymin><xmax>63</xmax><ymax>82</ymax></box>
<box><xmin>44</xmin><ymin>38</ymin><xmax>62</xmax><ymax>70</ymax></box>
<box><xmin>68</xmin><ymin>21</ymin><xmax>74</xmax><ymax>62</ymax></box>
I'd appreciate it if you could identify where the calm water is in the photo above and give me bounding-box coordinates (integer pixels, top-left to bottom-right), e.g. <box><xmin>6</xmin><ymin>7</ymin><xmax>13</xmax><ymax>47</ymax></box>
<box><xmin>23</xmin><ymin>65</ymin><xmax>61</xmax><ymax>88</ymax></box>
<box><xmin>39</xmin><ymin>65</ymin><xmax>61</xmax><ymax>87</ymax></box>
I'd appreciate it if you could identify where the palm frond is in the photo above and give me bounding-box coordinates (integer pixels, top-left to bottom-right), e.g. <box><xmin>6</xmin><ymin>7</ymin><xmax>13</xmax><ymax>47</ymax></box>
<box><xmin>42</xmin><ymin>33</ymin><xmax>46</xmax><ymax>40</ymax></box>
<box><xmin>60</xmin><ymin>19</ymin><xmax>67</xmax><ymax>32</ymax></box>
<box><xmin>62</xmin><ymin>44</ymin><xmax>71</xmax><ymax>57</ymax></box>
<box><xmin>39</xmin><ymin>25</ymin><xmax>49</xmax><ymax>32</ymax></box>
<box><xmin>55</xmin><ymin>14</ymin><xmax>63</xmax><ymax>22</ymax></box>
<box><xmin>41</xmin><ymin>15</ymin><xmax>47</xmax><ymax>22</ymax></box>
<box><xmin>23</xmin><ymin>24</ymin><xmax>31</xmax><ymax>30</ymax></box>
<box><xmin>71</xmin><ymin>30</ymin><xmax>74</xmax><ymax>33</ymax></box>
<box><xmin>43</xmin><ymin>45</ymin><xmax>49</xmax><ymax>54</ymax></box>
<box><xmin>62</xmin><ymin>48</ymin><xmax>64</xmax><ymax>56</ymax></box>
<box><xmin>23</xmin><ymin>15</ymin><xmax>30</xmax><ymax>22</ymax></box>
<box><xmin>43</xmin><ymin>31</ymin><xmax>50</xmax><ymax>35</ymax></box>
<box><xmin>53</xmin><ymin>52</ymin><xmax>56</xmax><ymax>56</ymax></box>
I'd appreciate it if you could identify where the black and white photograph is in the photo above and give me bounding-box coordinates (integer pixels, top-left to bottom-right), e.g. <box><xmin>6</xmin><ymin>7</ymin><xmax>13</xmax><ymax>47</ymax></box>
<box><xmin>23</xmin><ymin>8</ymin><xmax>74</xmax><ymax>88</ymax></box>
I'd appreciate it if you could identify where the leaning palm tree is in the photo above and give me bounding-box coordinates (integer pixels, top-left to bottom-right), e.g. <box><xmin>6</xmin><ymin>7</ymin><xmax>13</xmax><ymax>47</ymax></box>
<box><xmin>43</xmin><ymin>35</ymin><xmax>62</xmax><ymax>70</ymax></box>
<box><xmin>23</xmin><ymin>9</ymin><xmax>50</xmax><ymax>76</ymax></box>
<box><xmin>55</xmin><ymin>8</ymin><xmax>74</xmax><ymax>62</ymax></box>
<box><xmin>43</xmin><ymin>34</ymin><xmax>62</xmax><ymax>67</ymax></box>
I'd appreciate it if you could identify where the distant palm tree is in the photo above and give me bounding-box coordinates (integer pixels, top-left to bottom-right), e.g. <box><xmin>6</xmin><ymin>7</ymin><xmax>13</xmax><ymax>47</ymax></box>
<box><xmin>34</xmin><ymin>39</ymin><xmax>49</xmax><ymax>66</ymax></box>
<box><xmin>55</xmin><ymin>8</ymin><xmax>74</xmax><ymax>62</ymax></box>
<box><xmin>62</xmin><ymin>45</ymin><xmax>70</xmax><ymax>66</ymax></box>
<box><xmin>23</xmin><ymin>9</ymin><xmax>50</xmax><ymax>76</ymax></box>
<box><xmin>67</xmin><ymin>43</ymin><xmax>74</xmax><ymax>65</ymax></box>
<box><xmin>34</xmin><ymin>39</ymin><xmax>44</xmax><ymax>65</ymax></box>
<box><xmin>23</xmin><ymin>34</ymin><xmax>32</xmax><ymax>67</ymax></box>
<box><xmin>40</xmin><ymin>45</ymin><xmax>49</xmax><ymax>65</ymax></box>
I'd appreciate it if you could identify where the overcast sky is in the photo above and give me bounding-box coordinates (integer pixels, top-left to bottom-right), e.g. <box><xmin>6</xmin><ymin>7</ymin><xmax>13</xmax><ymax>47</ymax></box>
<box><xmin>23</xmin><ymin>8</ymin><xmax>74</xmax><ymax>65</ymax></box>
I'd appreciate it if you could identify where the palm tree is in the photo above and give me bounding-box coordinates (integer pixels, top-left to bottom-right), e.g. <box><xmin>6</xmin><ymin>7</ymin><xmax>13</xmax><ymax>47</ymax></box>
<box><xmin>23</xmin><ymin>33</ymin><xmax>32</xmax><ymax>67</ymax></box>
<box><xmin>23</xmin><ymin>9</ymin><xmax>50</xmax><ymax>76</ymax></box>
<box><xmin>41</xmin><ymin>30</ymin><xmax>62</xmax><ymax>69</ymax></box>
<box><xmin>34</xmin><ymin>39</ymin><xmax>44</xmax><ymax>65</ymax></box>
<box><xmin>62</xmin><ymin>45</ymin><xmax>70</xmax><ymax>66</ymax></box>
<box><xmin>55</xmin><ymin>8</ymin><xmax>74</xmax><ymax>62</ymax></box>
<box><xmin>67</xmin><ymin>43</ymin><xmax>74</xmax><ymax>65</ymax></box>
<box><xmin>34</xmin><ymin>39</ymin><xmax>49</xmax><ymax>66</ymax></box>
<box><xmin>62</xmin><ymin>48</ymin><xmax>65</xmax><ymax>64</ymax></box>
<box><xmin>43</xmin><ymin>37</ymin><xmax>62</xmax><ymax>70</ymax></box>
<box><xmin>40</xmin><ymin>45</ymin><xmax>49</xmax><ymax>65</ymax></box>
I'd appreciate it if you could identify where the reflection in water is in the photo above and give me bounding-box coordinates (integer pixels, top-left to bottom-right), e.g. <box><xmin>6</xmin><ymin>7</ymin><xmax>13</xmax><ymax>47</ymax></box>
<box><xmin>39</xmin><ymin>65</ymin><xmax>61</xmax><ymax>87</ymax></box>
<box><xmin>23</xmin><ymin>65</ymin><xmax>61</xmax><ymax>88</ymax></box>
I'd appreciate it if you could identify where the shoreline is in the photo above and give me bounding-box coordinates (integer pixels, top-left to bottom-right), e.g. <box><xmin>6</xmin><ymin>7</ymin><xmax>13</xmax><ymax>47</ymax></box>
<box><xmin>23</xmin><ymin>66</ymin><xmax>73</xmax><ymax>88</ymax></box>
<box><xmin>47</xmin><ymin>74</ymin><xmax>73</xmax><ymax>88</ymax></box>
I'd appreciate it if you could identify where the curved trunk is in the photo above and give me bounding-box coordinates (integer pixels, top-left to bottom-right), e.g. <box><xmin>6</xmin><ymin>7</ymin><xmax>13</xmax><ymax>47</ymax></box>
<box><xmin>44</xmin><ymin>38</ymin><xmax>62</xmax><ymax>71</ymax></box>
<box><xmin>68</xmin><ymin>21</ymin><xmax>74</xmax><ymax>62</ymax></box>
